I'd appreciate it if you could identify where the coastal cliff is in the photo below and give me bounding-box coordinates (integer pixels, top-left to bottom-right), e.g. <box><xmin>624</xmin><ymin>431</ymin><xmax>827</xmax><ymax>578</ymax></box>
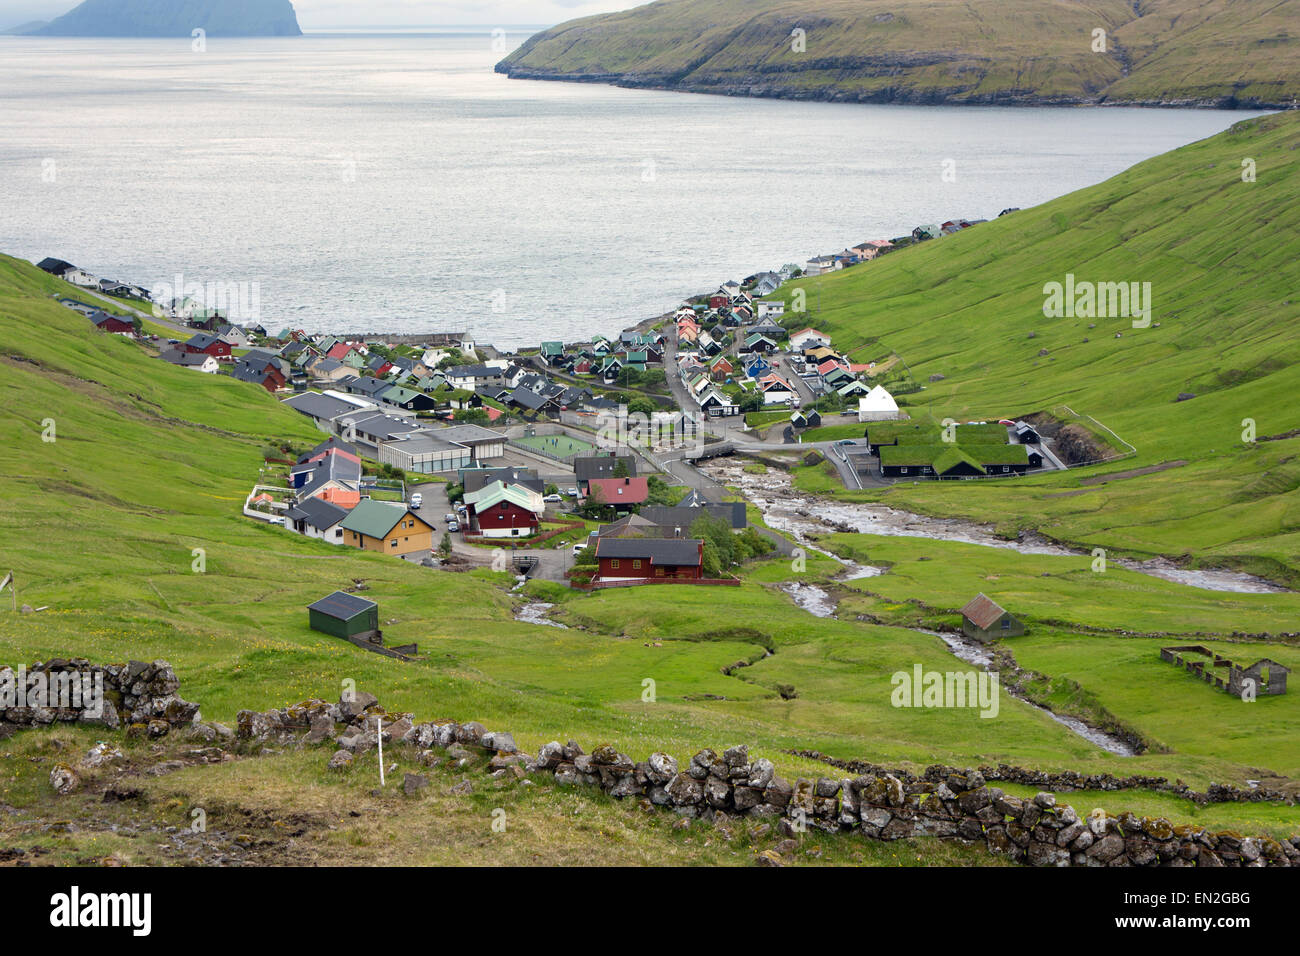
<box><xmin>497</xmin><ymin>0</ymin><xmax>1300</xmax><ymax>109</ymax></box>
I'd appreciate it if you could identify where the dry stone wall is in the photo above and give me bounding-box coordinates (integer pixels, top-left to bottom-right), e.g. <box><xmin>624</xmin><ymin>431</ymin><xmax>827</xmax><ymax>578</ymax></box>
<box><xmin>786</xmin><ymin>750</ymin><xmax>1300</xmax><ymax>806</ymax></box>
<box><xmin>232</xmin><ymin>692</ymin><xmax>1300</xmax><ymax>868</ymax></box>
<box><xmin>0</xmin><ymin>658</ymin><xmax>201</xmax><ymax>737</ymax></box>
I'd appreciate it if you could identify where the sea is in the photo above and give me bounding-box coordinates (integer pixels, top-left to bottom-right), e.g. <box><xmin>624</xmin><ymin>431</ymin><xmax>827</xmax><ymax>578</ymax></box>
<box><xmin>0</xmin><ymin>29</ymin><xmax>1267</xmax><ymax>348</ymax></box>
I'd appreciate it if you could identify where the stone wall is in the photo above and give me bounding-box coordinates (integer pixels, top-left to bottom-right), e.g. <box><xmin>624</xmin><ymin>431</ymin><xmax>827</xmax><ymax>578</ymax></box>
<box><xmin>785</xmin><ymin>750</ymin><xmax>1299</xmax><ymax>806</ymax></box>
<box><xmin>235</xmin><ymin>692</ymin><xmax>1300</xmax><ymax>868</ymax></box>
<box><xmin>0</xmin><ymin>658</ymin><xmax>201</xmax><ymax>737</ymax></box>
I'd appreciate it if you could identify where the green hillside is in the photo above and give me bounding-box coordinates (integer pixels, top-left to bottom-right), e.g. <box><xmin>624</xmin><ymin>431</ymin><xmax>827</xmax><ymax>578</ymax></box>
<box><xmin>498</xmin><ymin>0</ymin><xmax>1300</xmax><ymax>108</ymax></box>
<box><xmin>778</xmin><ymin>111</ymin><xmax>1300</xmax><ymax>582</ymax></box>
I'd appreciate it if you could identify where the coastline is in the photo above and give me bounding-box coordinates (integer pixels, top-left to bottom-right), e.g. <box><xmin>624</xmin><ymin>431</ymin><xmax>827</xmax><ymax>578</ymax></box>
<box><xmin>495</xmin><ymin>66</ymin><xmax>1298</xmax><ymax>113</ymax></box>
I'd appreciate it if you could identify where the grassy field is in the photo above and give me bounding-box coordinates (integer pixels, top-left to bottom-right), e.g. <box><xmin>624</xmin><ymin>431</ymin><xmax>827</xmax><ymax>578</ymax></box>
<box><xmin>778</xmin><ymin>112</ymin><xmax>1300</xmax><ymax>586</ymax></box>
<box><xmin>498</xmin><ymin>0</ymin><xmax>1299</xmax><ymax>108</ymax></box>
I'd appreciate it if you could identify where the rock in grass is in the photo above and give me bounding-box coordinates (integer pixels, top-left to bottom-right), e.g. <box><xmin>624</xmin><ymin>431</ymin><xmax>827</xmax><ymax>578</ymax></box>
<box><xmin>79</xmin><ymin>742</ymin><xmax>125</xmax><ymax>770</ymax></box>
<box><xmin>50</xmin><ymin>764</ymin><xmax>78</xmax><ymax>794</ymax></box>
<box><xmin>327</xmin><ymin>750</ymin><xmax>353</xmax><ymax>771</ymax></box>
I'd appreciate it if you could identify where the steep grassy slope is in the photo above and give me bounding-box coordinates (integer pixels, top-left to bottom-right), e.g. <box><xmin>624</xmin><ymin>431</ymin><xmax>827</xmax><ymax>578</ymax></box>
<box><xmin>777</xmin><ymin>112</ymin><xmax>1300</xmax><ymax>581</ymax></box>
<box><xmin>498</xmin><ymin>0</ymin><xmax>1300</xmax><ymax>108</ymax></box>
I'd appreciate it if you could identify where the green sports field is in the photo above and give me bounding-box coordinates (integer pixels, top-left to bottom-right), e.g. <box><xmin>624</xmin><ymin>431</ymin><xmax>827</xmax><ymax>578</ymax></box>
<box><xmin>515</xmin><ymin>433</ymin><xmax>596</xmax><ymax>457</ymax></box>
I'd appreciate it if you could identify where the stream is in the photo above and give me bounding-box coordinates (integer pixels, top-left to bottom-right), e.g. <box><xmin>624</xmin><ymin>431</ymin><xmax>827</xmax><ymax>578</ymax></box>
<box><xmin>702</xmin><ymin>459</ymin><xmax>1287</xmax><ymax>594</ymax></box>
<box><xmin>515</xmin><ymin>602</ymin><xmax>569</xmax><ymax>628</ymax></box>
<box><xmin>703</xmin><ymin>459</ymin><xmax>1151</xmax><ymax>755</ymax></box>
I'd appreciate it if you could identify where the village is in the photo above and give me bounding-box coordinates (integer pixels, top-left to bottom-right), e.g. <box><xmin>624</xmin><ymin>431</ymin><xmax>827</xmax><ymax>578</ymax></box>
<box><xmin>33</xmin><ymin>208</ymin><xmax>1061</xmax><ymax>597</ymax></box>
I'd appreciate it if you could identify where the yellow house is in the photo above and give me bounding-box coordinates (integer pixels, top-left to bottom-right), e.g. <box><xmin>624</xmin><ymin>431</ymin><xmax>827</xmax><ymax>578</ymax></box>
<box><xmin>340</xmin><ymin>499</ymin><xmax>434</xmax><ymax>557</ymax></box>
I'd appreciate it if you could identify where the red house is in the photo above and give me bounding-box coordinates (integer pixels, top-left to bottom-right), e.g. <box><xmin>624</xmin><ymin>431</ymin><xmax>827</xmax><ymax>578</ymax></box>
<box><xmin>586</xmin><ymin>477</ymin><xmax>649</xmax><ymax>513</ymax></box>
<box><xmin>181</xmin><ymin>332</ymin><xmax>232</xmax><ymax>360</ymax></box>
<box><xmin>594</xmin><ymin>538</ymin><xmax>704</xmax><ymax>581</ymax></box>
<box><xmin>462</xmin><ymin>481</ymin><xmax>545</xmax><ymax>539</ymax></box>
<box><xmin>90</xmin><ymin>311</ymin><xmax>134</xmax><ymax>335</ymax></box>
<box><xmin>708</xmin><ymin>295</ymin><xmax>728</xmax><ymax>310</ymax></box>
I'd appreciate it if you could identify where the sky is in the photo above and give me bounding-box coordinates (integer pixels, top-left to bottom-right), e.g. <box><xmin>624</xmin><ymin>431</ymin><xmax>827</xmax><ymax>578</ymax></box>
<box><xmin>1</xmin><ymin>0</ymin><xmax>648</xmax><ymax>29</ymax></box>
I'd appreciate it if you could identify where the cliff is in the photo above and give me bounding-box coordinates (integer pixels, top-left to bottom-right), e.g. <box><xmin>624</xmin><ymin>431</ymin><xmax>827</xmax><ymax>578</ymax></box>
<box><xmin>497</xmin><ymin>0</ymin><xmax>1300</xmax><ymax>109</ymax></box>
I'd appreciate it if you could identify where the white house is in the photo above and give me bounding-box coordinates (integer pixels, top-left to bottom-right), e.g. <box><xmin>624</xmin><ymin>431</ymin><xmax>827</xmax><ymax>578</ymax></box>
<box><xmin>285</xmin><ymin>498</ymin><xmax>349</xmax><ymax>544</ymax></box>
<box><xmin>756</xmin><ymin>300</ymin><xmax>785</xmax><ymax>318</ymax></box>
<box><xmin>63</xmin><ymin>268</ymin><xmax>99</xmax><ymax>288</ymax></box>
<box><xmin>217</xmin><ymin>325</ymin><xmax>251</xmax><ymax>348</ymax></box>
<box><xmin>790</xmin><ymin>328</ymin><xmax>832</xmax><ymax>351</ymax></box>
<box><xmin>858</xmin><ymin>385</ymin><xmax>902</xmax><ymax>422</ymax></box>
<box><xmin>161</xmin><ymin>351</ymin><xmax>221</xmax><ymax>374</ymax></box>
<box><xmin>805</xmin><ymin>256</ymin><xmax>839</xmax><ymax>276</ymax></box>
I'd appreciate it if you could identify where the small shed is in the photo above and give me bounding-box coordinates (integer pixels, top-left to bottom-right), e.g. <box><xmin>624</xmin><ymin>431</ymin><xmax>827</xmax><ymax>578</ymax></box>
<box><xmin>960</xmin><ymin>593</ymin><xmax>1024</xmax><ymax>642</ymax></box>
<box><xmin>308</xmin><ymin>591</ymin><xmax>379</xmax><ymax>640</ymax></box>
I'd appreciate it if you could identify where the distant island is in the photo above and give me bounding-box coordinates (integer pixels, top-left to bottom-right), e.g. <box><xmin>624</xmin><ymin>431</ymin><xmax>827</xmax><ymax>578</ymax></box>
<box><xmin>497</xmin><ymin>0</ymin><xmax>1300</xmax><ymax>110</ymax></box>
<box><xmin>10</xmin><ymin>0</ymin><xmax>302</xmax><ymax>37</ymax></box>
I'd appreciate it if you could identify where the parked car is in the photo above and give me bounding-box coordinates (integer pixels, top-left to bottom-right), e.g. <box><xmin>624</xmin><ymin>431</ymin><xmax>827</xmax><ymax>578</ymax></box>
<box><xmin>572</xmin><ymin>543</ymin><xmax>587</xmax><ymax>556</ymax></box>
<box><xmin>543</xmin><ymin>493</ymin><xmax>563</xmax><ymax>503</ymax></box>
<box><xmin>566</xmin><ymin>487</ymin><xmax>580</xmax><ymax>497</ymax></box>
<box><xmin>447</xmin><ymin>520</ymin><xmax>460</xmax><ymax>533</ymax></box>
<box><xmin>409</xmin><ymin>493</ymin><xmax>423</xmax><ymax>509</ymax></box>
<box><xmin>444</xmin><ymin>513</ymin><xmax>456</xmax><ymax>524</ymax></box>
<box><xmin>267</xmin><ymin>516</ymin><xmax>285</xmax><ymax>526</ymax></box>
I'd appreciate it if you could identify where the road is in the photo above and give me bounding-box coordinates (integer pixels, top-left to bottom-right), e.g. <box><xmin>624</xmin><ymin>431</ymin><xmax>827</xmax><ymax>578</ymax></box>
<box><xmin>77</xmin><ymin>289</ymin><xmax>194</xmax><ymax>338</ymax></box>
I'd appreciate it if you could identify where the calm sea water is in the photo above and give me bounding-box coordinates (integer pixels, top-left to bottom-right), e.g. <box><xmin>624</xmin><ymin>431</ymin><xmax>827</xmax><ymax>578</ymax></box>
<box><xmin>0</xmin><ymin>32</ymin><xmax>1265</xmax><ymax>347</ymax></box>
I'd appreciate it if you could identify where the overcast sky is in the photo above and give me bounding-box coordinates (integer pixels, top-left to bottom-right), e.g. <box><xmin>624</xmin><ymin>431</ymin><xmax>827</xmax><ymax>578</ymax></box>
<box><xmin>2</xmin><ymin>0</ymin><xmax>647</xmax><ymax>29</ymax></box>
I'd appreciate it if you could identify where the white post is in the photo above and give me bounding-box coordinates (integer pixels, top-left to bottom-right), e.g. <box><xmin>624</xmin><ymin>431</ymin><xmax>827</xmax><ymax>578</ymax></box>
<box><xmin>377</xmin><ymin>715</ymin><xmax>385</xmax><ymax>787</ymax></box>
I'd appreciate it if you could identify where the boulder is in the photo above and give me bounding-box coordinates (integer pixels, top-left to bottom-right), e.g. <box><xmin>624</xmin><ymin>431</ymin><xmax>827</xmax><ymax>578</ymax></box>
<box><xmin>328</xmin><ymin>750</ymin><xmax>354</xmax><ymax>771</ymax></box>
<box><xmin>50</xmin><ymin>763</ymin><xmax>78</xmax><ymax>794</ymax></box>
<box><xmin>338</xmin><ymin>690</ymin><xmax>378</xmax><ymax>721</ymax></box>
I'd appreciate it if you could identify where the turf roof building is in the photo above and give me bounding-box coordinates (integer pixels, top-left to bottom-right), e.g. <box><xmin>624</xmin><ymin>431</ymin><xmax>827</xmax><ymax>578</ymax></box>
<box><xmin>879</xmin><ymin>442</ymin><xmax>1033</xmax><ymax>478</ymax></box>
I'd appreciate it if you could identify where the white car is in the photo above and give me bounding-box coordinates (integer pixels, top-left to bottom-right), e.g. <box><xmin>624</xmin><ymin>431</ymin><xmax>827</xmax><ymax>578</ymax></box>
<box><xmin>572</xmin><ymin>543</ymin><xmax>587</xmax><ymax>556</ymax></box>
<box><xmin>409</xmin><ymin>493</ymin><xmax>423</xmax><ymax>509</ymax></box>
<box><xmin>447</xmin><ymin>520</ymin><xmax>460</xmax><ymax>533</ymax></box>
<box><xmin>543</xmin><ymin>493</ymin><xmax>563</xmax><ymax>503</ymax></box>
